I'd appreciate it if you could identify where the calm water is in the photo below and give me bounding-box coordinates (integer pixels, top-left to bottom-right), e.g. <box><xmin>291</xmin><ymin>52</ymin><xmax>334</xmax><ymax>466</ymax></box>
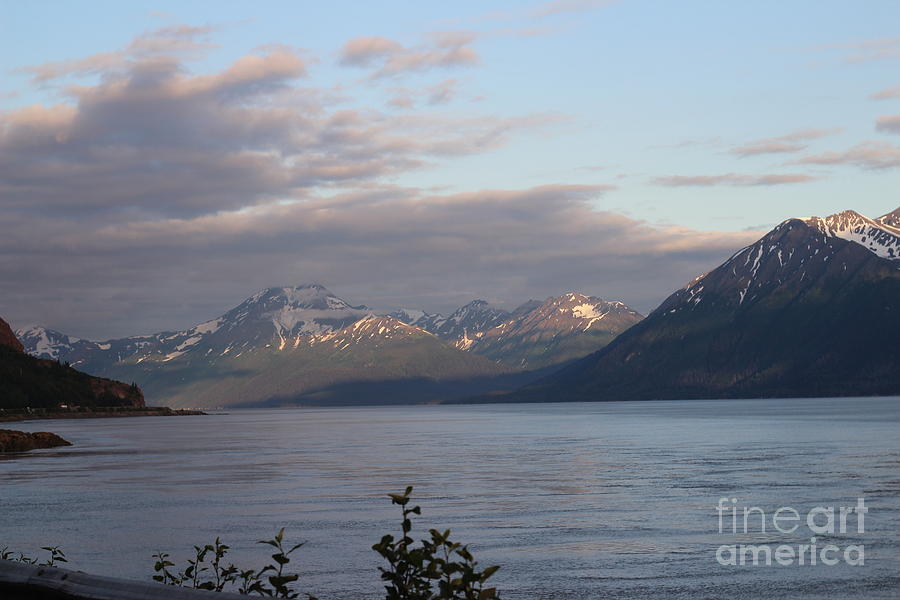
<box><xmin>2</xmin><ymin>398</ymin><xmax>899</xmax><ymax>599</ymax></box>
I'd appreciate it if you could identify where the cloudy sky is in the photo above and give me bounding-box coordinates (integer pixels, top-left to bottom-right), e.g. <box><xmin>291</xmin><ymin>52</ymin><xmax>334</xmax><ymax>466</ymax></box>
<box><xmin>2</xmin><ymin>0</ymin><xmax>899</xmax><ymax>339</ymax></box>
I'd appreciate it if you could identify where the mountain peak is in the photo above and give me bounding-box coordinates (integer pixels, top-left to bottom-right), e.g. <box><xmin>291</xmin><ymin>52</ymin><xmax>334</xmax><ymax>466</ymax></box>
<box><xmin>242</xmin><ymin>285</ymin><xmax>368</xmax><ymax>313</ymax></box>
<box><xmin>455</xmin><ymin>293</ymin><xmax>643</xmax><ymax>368</ymax></box>
<box><xmin>461</xmin><ymin>299</ymin><xmax>491</xmax><ymax>309</ymax></box>
<box><xmin>511</xmin><ymin>299</ymin><xmax>542</xmax><ymax>317</ymax></box>
<box><xmin>661</xmin><ymin>209</ymin><xmax>899</xmax><ymax>316</ymax></box>
<box><xmin>878</xmin><ymin>206</ymin><xmax>900</xmax><ymax>230</ymax></box>
<box><xmin>14</xmin><ymin>325</ymin><xmax>79</xmax><ymax>359</ymax></box>
<box><xmin>450</xmin><ymin>299</ymin><xmax>505</xmax><ymax>316</ymax></box>
<box><xmin>527</xmin><ymin>293</ymin><xmax>639</xmax><ymax>325</ymax></box>
<box><xmin>801</xmin><ymin>209</ymin><xmax>899</xmax><ymax>260</ymax></box>
<box><xmin>313</xmin><ymin>314</ymin><xmax>432</xmax><ymax>348</ymax></box>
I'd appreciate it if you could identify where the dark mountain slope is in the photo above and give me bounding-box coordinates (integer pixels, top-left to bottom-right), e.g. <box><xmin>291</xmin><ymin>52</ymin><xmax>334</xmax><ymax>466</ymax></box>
<box><xmin>0</xmin><ymin>317</ymin><xmax>145</xmax><ymax>409</ymax></box>
<box><xmin>502</xmin><ymin>212</ymin><xmax>900</xmax><ymax>402</ymax></box>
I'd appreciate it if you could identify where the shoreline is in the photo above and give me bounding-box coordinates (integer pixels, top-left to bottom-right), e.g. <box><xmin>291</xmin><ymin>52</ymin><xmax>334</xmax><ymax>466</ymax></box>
<box><xmin>0</xmin><ymin>407</ymin><xmax>206</xmax><ymax>423</ymax></box>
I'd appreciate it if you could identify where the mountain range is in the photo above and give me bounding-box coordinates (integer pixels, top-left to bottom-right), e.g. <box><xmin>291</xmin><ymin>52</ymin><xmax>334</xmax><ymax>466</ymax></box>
<box><xmin>17</xmin><ymin>285</ymin><xmax>642</xmax><ymax>407</ymax></box>
<box><xmin>494</xmin><ymin>207</ymin><xmax>900</xmax><ymax>402</ymax></box>
<box><xmin>13</xmin><ymin>206</ymin><xmax>898</xmax><ymax>407</ymax></box>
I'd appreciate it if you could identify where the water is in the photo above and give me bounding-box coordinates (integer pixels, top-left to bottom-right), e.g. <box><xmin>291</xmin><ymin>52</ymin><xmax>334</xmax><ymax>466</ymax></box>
<box><xmin>2</xmin><ymin>398</ymin><xmax>899</xmax><ymax>599</ymax></box>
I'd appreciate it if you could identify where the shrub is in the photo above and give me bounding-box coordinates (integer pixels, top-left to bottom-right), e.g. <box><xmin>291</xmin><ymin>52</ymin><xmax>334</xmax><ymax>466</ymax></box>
<box><xmin>373</xmin><ymin>486</ymin><xmax>500</xmax><ymax>600</ymax></box>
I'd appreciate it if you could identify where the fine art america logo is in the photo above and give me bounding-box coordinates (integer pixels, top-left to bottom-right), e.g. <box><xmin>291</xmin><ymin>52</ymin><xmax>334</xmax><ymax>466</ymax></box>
<box><xmin>715</xmin><ymin>497</ymin><xmax>867</xmax><ymax>566</ymax></box>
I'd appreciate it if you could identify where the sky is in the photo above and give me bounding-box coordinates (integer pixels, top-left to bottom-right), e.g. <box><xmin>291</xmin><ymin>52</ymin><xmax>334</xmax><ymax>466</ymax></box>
<box><xmin>2</xmin><ymin>0</ymin><xmax>899</xmax><ymax>339</ymax></box>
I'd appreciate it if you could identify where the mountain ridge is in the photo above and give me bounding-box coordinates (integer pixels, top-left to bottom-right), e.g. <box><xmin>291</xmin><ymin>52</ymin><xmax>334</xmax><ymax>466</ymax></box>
<box><xmin>490</xmin><ymin>208</ymin><xmax>900</xmax><ymax>403</ymax></box>
<box><xmin>17</xmin><ymin>286</ymin><xmax>643</xmax><ymax>407</ymax></box>
<box><xmin>456</xmin><ymin>293</ymin><xmax>644</xmax><ymax>368</ymax></box>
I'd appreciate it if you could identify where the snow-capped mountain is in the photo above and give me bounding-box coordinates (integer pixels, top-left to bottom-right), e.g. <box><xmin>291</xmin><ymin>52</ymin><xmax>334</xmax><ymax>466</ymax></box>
<box><xmin>803</xmin><ymin>209</ymin><xmax>899</xmax><ymax>260</ymax></box>
<box><xmin>104</xmin><ymin>312</ymin><xmax>512</xmax><ymax>409</ymax></box>
<box><xmin>387</xmin><ymin>309</ymin><xmax>447</xmax><ymax>333</ymax></box>
<box><xmin>409</xmin><ymin>300</ymin><xmax>511</xmax><ymax>342</ymax></box>
<box><xmin>461</xmin><ymin>293</ymin><xmax>644</xmax><ymax>368</ymax></box>
<box><xmin>668</xmin><ymin>207</ymin><xmax>899</xmax><ymax>315</ymax></box>
<box><xmin>190</xmin><ymin>284</ymin><xmax>371</xmax><ymax>355</ymax></box>
<box><xmin>878</xmin><ymin>206</ymin><xmax>900</xmax><ymax>229</ymax></box>
<box><xmin>389</xmin><ymin>295</ymin><xmax>643</xmax><ymax>368</ymax></box>
<box><xmin>16</xmin><ymin>286</ymin><xmax>521</xmax><ymax>408</ymax></box>
<box><xmin>19</xmin><ymin>284</ymin><xmax>372</xmax><ymax>369</ymax></box>
<box><xmin>513</xmin><ymin>207</ymin><xmax>900</xmax><ymax>402</ymax></box>
<box><xmin>17</xmin><ymin>284</ymin><xmax>643</xmax><ymax>407</ymax></box>
<box><xmin>15</xmin><ymin>326</ymin><xmax>79</xmax><ymax>360</ymax></box>
<box><xmin>314</xmin><ymin>315</ymin><xmax>434</xmax><ymax>349</ymax></box>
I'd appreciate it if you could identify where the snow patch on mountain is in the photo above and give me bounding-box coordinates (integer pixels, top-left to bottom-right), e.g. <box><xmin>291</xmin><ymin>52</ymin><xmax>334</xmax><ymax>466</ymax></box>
<box><xmin>313</xmin><ymin>315</ymin><xmax>431</xmax><ymax>349</ymax></box>
<box><xmin>15</xmin><ymin>326</ymin><xmax>80</xmax><ymax>359</ymax></box>
<box><xmin>804</xmin><ymin>210</ymin><xmax>899</xmax><ymax>260</ymax></box>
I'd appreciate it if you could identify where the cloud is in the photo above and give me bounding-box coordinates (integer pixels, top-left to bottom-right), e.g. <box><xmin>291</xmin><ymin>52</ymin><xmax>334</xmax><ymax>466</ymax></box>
<box><xmin>0</xmin><ymin>184</ymin><xmax>760</xmax><ymax>339</ymax></box>
<box><xmin>1</xmin><ymin>31</ymin><xmax>556</xmax><ymax>220</ymax></box>
<box><xmin>530</xmin><ymin>0</ymin><xmax>617</xmax><ymax>18</ymax></box>
<box><xmin>0</xmin><ymin>23</ymin><xmax>761</xmax><ymax>341</ymax></box>
<box><xmin>339</xmin><ymin>32</ymin><xmax>479</xmax><ymax>78</ymax></box>
<box><xmin>387</xmin><ymin>93</ymin><xmax>415</xmax><ymax>109</ymax></box>
<box><xmin>653</xmin><ymin>173</ymin><xmax>818</xmax><ymax>187</ymax></box>
<box><xmin>338</xmin><ymin>37</ymin><xmax>403</xmax><ymax>67</ymax></box>
<box><xmin>18</xmin><ymin>25</ymin><xmax>218</xmax><ymax>83</ymax></box>
<box><xmin>426</xmin><ymin>78</ymin><xmax>459</xmax><ymax>105</ymax></box>
<box><xmin>729</xmin><ymin>128</ymin><xmax>840</xmax><ymax>157</ymax></box>
<box><xmin>386</xmin><ymin>79</ymin><xmax>460</xmax><ymax>109</ymax></box>
<box><xmin>870</xmin><ymin>85</ymin><xmax>900</xmax><ymax>100</ymax></box>
<box><xmin>876</xmin><ymin>114</ymin><xmax>900</xmax><ymax>134</ymax></box>
<box><xmin>792</xmin><ymin>141</ymin><xmax>900</xmax><ymax>170</ymax></box>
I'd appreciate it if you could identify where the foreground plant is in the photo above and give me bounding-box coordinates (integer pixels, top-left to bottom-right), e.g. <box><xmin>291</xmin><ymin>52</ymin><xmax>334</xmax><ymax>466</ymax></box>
<box><xmin>373</xmin><ymin>486</ymin><xmax>501</xmax><ymax>600</ymax></box>
<box><xmin>1</xmin><ymin>545</ymin><xmax>67</xmax><ymax>567</ymax></box>
<box><xmin>152</xmin><ymin>529</ymin><xmax>314</xmax><ymax>598</ymax></box>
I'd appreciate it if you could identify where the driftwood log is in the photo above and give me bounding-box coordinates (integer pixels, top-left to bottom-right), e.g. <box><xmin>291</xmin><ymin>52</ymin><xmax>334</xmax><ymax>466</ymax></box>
<box><xmin>0</xmin><ymin>560</ymin><xmax>247</xmax><ymax>600</ymax></box>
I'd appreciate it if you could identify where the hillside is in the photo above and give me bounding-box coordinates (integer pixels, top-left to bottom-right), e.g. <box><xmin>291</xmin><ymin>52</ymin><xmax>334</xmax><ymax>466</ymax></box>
<box><xmin>0</xmin><ymin>317</ymin><xmax>145</xmax><ymax>410</ymax></box>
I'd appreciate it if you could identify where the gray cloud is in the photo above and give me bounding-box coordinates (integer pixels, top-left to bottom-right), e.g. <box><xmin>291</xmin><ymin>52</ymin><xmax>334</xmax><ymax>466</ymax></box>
<box><xmin>653</xmin><ymin>173</ymin><xmax>818</xmax><ymax>187</ymax></box>
<box><xmin>0</xmin><ymin>184</ymin><xmax>759</xmax><ymax>339</ymax></box>
<box><xmin>2</xmin><ymin>25</ymin><xmax>759</xmax><ymax>340</ymax></box>
<box><xmin>2</xmin><ymin>40</ymin><xmax>554</xmax><ymax>220</ymax></box>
